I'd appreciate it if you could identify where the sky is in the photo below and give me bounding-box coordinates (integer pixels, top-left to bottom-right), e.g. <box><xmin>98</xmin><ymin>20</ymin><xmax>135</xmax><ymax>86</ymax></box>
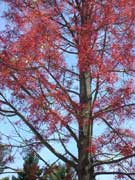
<box><xmin>0</xmin><ymin>2</ymin><xmax>7</xmax><ymax>30</ymax></box>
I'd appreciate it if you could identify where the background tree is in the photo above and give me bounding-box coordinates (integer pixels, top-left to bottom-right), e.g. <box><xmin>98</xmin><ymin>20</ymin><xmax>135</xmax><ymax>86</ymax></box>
<box><xmin>0</xmin><ymin>145</ymin><xmax>6</xmax><ymax>174</ymax></box>
<box><xmin>0</xmin><ymin>144</ymin><xmax>11</xmax><ymax>174</ymax></box>
<box><xmin>12</xmin><ymin>152</ymin><xmax>42</xmax><ymax>180</ymax></box>
<box><xmin>0</xmin><ymin>1</ymin><xmax>135</xmax><ymax>180</ymax></box>
<box><xmin>43</xmin><ymin>163</ymin><xmax>76</xmax><ymax>180</ymax></box>
<box><xmin>43</xmin><ymin>164</ymin><xmax>66</xmax><ymax>180</ymax></box>
<box><xmin>12</xmin><ymin>152</ymin><xmax>74</xmax><ymax>180</ymax></box>
<box><xmin>0</xmin><ymin>177</ymin><xmax>9</xmax><ymax>180</ymax></box>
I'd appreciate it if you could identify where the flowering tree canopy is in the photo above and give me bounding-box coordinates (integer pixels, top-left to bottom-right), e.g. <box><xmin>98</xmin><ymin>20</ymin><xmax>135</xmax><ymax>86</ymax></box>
<box><xmin>0</xmin><ymin>1</ymin><xmax>135</xmax><ymax>180</ymax></box>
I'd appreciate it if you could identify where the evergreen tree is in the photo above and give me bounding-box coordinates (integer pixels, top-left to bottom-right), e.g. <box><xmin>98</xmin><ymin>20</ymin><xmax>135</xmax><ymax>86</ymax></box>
<box><xmin>43</xmin><ymin>164</ymin><xmax>66</xmax><ymax>180</ymax></box>
<box><xmin>12</xmin><ymin>152</ymin><xmax>42</xmax><ymax>180</ymax></box>
<box><xmin>0</xmin><ymin>145</ymin><xmax>9</xmax><ymax>174</ymax></box>
<box><xmin>43</xmin><ymin>163</ymin><xmax>76</xmax><ymax>180</ymax></box>
<box><xmin>0</xmin><ymin>177</ymin><xmax>9</xmax><ymax>180</ymax></box>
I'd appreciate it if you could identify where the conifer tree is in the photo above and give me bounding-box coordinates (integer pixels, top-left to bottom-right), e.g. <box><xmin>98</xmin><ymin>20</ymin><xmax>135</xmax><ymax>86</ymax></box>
<box><xmin>12</xmin><ymin>152</ymin><xmax>42</xmax><ymax>180</ymax></box>
<box><xmin>0</xmin><ymin>177</ymin><xmax>9</xmax><ymax>180</ymax></box>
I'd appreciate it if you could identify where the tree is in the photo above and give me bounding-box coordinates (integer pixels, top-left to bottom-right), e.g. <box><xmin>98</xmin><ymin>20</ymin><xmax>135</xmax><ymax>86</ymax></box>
<box><xmin>0</xmin><ymin>145</ymin><xmax>6</xmax><ymax>173</ymax></box>
<box><xmin>0</xmin><ymin>144</ymin><xmax>10</xmax><ymax>174</ymax></box>
<box><xmin>12</xmin><ymin>152</ymin><xmax>75</xmax><ymax>180</ymax></box>
<box><xmin>0</xmin><ymin>0</ymin><xmax>135</xmax><ymax>180</ymax></box>
<box><xmin>0</xmin><ymin>178</ymin><xmax>9</xmax><ymax>180</ymax></box>
<box><xmin>43</xmin><ymin>163</ymin><xmax>76</xmax><ymax>180</ymax></box>
<box><xmin>12</xmin><ymin>152</ymin><xmax>42</xmax><ymax>180</ymax></box>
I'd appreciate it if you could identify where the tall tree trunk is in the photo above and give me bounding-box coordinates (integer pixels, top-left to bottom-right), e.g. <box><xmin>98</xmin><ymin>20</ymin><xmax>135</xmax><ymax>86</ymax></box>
<box><xmin>78</xmin><ymin>72</ymin><xmax>95</xmax><ymax>180</ymax></box>
<box><xmin>77</xmin><ymin>1</ymin><xmax>95</xmax><ymax>180</ymax></box>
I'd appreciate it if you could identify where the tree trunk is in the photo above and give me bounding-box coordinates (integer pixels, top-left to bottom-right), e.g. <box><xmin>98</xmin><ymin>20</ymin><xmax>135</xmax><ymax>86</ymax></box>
<box><xmin>77</xmin><ymin>1</ymin><xmax>95</xmax><ymax>180</ymax></box>
<box><xmin>78</xmin><ymin>72</ymin><xmax>95</xmax><ymax>180</ymax></box>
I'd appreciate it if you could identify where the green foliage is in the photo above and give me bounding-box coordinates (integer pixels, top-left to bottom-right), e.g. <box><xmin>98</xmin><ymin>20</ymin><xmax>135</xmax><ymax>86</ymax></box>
<box><xmin>43</xmin><ymin>163</ymin><xmax>75</xmax><ymax>180</ymax></box>
<box><xmin>0</xmin><ymin>177</ymin><xmax>10</xmax><ymax>180</ymax></box>
<box><xmin>43</xmin><ymin>164</ymin><xmax>66</xmax><ymax>180</ymax></box>
<box><xmin>0</xmin><ymin>145</ymin><xmax>9</xmax><ymax>174</ymax></box>
<box><xmin>12</xmin><ymin>152</ymin><xmax>42</xmax><ymax>180</ymax></box>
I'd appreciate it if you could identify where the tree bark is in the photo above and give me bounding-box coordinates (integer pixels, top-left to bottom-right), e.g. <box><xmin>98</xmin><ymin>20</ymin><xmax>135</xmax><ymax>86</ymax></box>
<box><xmin>77</xmin><ymin>1</ymin><xmax>95</xmax><ymax>179</ymax></box>
<box><xmin>78</xmin><ymin>72</ymin><xmax>95</xmax><ymax>180</ymax></box>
